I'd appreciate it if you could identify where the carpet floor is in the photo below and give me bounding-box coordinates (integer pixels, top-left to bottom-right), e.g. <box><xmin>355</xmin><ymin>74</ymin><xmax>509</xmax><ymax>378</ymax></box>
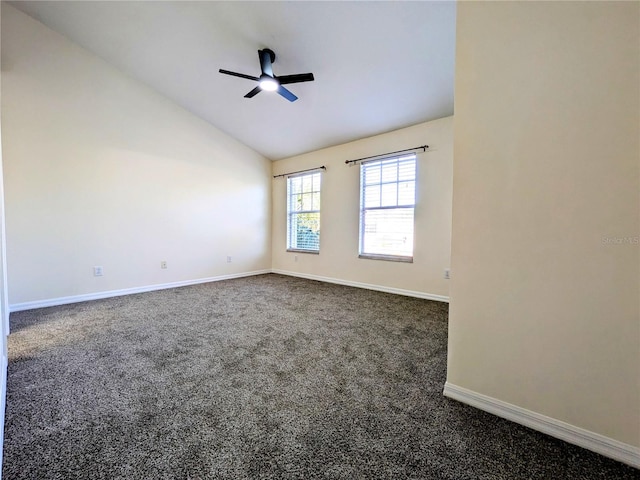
<box><xmin>3</xmin><ymin>274</ymin><xmax>638</xmax><ymax>479</ymax></box>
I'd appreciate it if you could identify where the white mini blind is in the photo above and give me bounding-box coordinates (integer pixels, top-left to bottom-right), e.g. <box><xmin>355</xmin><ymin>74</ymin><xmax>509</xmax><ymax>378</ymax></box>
<box><xmin>359</xmin><ymin>154</ymin><xmax>416</xmax><ymax>260</ymax></box>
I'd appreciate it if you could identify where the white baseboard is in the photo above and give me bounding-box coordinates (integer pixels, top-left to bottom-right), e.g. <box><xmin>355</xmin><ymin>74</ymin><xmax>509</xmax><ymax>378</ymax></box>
<box><xmin>0</xmin><ymin>352</ymin><xmax>7</xmax><ymax>480</ymax></box>
<box><xmin>443</xmin><ymin>382</ymin><xmax>640</xmax><ymax>469</ymax></box>
<box><xmin>11</xmin><ymin>269</ymin><xmax>448</xmax><ymax>312</ymax></box>
<box><xmin>271</xmin><ymin>269</ymin><xmax>449</xmax><ymax>303</ymax></box>
<box><xmin>9</xmin><ymin>269</ymin><xmax>271</xmax><ymax>312</ymax></box>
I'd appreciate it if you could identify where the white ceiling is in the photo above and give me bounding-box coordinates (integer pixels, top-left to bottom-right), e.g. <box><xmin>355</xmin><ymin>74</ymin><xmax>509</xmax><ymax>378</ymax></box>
<box><xmin>9</xmin><ymin>1</ymin><xmax>456</xmax><ymax>160</ymax></box>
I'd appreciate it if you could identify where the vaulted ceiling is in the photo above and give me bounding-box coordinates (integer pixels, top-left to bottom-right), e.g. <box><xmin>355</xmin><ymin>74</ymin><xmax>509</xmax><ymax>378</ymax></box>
<box><xmin>9</xmin><ymin>1</ymin><xmax>456</xmax><ymax>160</ymax></box>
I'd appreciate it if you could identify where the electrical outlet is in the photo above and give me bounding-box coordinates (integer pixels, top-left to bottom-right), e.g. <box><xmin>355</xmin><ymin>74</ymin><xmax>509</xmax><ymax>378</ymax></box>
<box><xmin>227</xmin><ymin>256</ymin><xmax>232</xmax><ymax>263</ymax></box>
<box><xmin>160</xmin><ymin>261</ymin><xmax>167</xmax><ymax>269</ymax></box>
<box><xmin>93</xmin><ymin>266</ymin><xmax>103</xmax><ymax>277</ymax></box>
<box><xmin>294</xmin><ymin>255</ymin><xmax>298</xmax><ymax>262</ymax></box>
<box><xmin>444</xmin><ymin>268</ymin><xmax>450</xmax><ymax>280</ymax></box>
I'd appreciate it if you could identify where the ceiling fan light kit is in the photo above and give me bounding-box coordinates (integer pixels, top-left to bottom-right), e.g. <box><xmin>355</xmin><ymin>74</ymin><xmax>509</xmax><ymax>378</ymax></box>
<box><xmin>219</xmin><ymin>48</ymin><xmax>314</xmax><ymax>102</ymax></box>
<box><xmin>259</xmin><ymin>76</ymin><xmax>278</xmax><ymax>91</ymax></box>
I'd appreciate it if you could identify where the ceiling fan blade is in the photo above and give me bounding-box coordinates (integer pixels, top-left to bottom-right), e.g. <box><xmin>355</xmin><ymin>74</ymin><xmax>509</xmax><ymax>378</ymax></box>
<box><xmin>277</xmin><ymin>85</ymin><xmax>298</xmax><ymax>102</ymax></box>
<box><xmin>219</xmin><ymin>69</ymin><xmax>259</xmax><ymax>81</ymax></box>
<box><xmin>277</xmin><ymin>73</ymin><xmax>315</xmax><ymax>85</ymax></box>
<box><xmin>244</xmin><ymin>86</ymin><xmax>262</xmax><ymax>98</ymax></box>
<box><xmin>258</xmin><ymin>49</ymin><xmax>274</xmax><ymax>77</ymax></box>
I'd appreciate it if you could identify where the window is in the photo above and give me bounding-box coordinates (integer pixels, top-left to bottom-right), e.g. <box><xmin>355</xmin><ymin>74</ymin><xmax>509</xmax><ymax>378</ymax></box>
<box><xmin>287</xmin><ymin>171</ymin><xmax>321</xmax><ymax>253</ymax></box>
<box><xmin>359</xmin><ymin>154</ymin><xmax>416</xmax><ymax>261</ymax></box>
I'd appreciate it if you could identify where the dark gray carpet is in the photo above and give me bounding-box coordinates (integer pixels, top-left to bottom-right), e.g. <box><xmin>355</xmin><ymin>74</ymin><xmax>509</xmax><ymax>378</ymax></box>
<box><xmin>3</xmin><ymin>274</ymin><xmax>638</xmax><ymax>479</ymax></box>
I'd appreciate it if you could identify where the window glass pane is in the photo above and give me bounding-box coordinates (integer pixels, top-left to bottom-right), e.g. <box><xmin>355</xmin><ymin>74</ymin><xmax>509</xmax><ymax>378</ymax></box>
<box><xmin>290</xmin><ymin>177</ymin><xmax>302</xmax><ymax>194</ymax></box>
<box><xmin>381</xmin><ymin>161</ymin><xmax>398</xmax><ymax>183</ymax></box>
<box><xmin>361</xmin><ymin>208</ymin><xmax>414</xmax><ymax>257</ymax></box>
<box><xmin>302</xmin><ymin>175</ymin><xmax>312</xmax><ymax>192</ymax></box>
<box><xmin>397</xmin><ymin>181</ymin><xmax>415</xmax><ymax>205</ymax></box>
<box><xmin>291</xmin><ymin>212</ymin><xmax>320</xmax><ymax>251</ymax></box>
<box><xmin>398</xmin><ymin>160</ymin><xmax>416</xmax><ymax>181</ymax></box>
<box><xmin>380</xmin><ymin>183</ymin><xmax>398</xmax><ymax>207</ymax></box>
<box><xmin>364</xmin><ymin>185</ymin><xmax>380</xmax><ymax>208</ymax></box>
<box><xmin>301</xmin><ymin>193</ymin><xmax>313</xmax><ymax>211</ymax></box>
<box><xmin>364</xmin><ymin>163</ymin><xmax>381</xmax><ymax>185</ymax></box>
<box><xmin>312</xmin><ymin>192</ymin><xmax>320</xmax><ymax>210</ymax></box>
<box><xmin>312</xmin><ymin>173</ymin><xmax>321</xmax><ymax>191</ymax></box>
<box><xmin>292</xmin><ymin>194</ymin><xmax>303</xmax><ymax>211</ymax></box>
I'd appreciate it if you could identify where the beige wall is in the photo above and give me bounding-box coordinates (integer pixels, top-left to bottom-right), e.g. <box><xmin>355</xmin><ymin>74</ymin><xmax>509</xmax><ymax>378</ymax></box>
<box><xmin>449</xmin><ymin>1</ymin><xmax>639</xmax><ymax>448</ymax></box>
<box><xmin>1</xmin><ymin>5</ymin><xmax>272</xmax><ymax>306</ymax></box>
<box><xmin>272</xmin><ymin>116</ymin><xmax>452</xmax><ymax>299</ymax></box>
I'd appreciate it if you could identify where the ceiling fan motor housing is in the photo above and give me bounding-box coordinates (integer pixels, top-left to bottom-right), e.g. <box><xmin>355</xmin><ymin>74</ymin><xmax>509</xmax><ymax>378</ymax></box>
<box><xmin>261</xmin><ymin>48</ymin><xmax>276</xmax><ymax>65</ymax></box>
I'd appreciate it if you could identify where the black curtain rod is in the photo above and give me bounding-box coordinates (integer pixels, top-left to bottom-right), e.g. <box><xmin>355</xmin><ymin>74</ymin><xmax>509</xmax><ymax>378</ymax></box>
<box><xmin>344</xmin><ymin>145</ymin><xmax>428</xmax><ymax>165</ymax></box>
<box><xmin>273</xmin><ymin>166</ymin><xmax>326</xmax><ymax>179</ymax></box>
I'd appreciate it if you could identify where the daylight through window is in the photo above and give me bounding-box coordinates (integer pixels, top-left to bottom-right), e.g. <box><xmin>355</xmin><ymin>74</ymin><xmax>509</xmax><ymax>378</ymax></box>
<box><xmin>359</xmin><ymin>154</ymin><xmax>416</xmax><ymax>261</ymax></box>
<box><xmin>287</xmin><ymin>171</ymin><xmax>321</xmax><ymax>253</ymax></box>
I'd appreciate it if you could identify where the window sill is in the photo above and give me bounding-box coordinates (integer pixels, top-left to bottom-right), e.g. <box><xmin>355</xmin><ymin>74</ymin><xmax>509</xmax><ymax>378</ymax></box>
<box><xmin>358</xmin><ymin>254</ymin><xmax>413</xmax><ymax>263</ymax></box>
<box><xmin>287</xmin><ymin>249</ymin><xmax>320</xmax><ymax>255</ymax></box>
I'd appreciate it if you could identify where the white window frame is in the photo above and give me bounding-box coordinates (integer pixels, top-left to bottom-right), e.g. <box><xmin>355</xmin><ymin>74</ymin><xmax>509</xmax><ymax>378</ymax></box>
<box><xmin>359</xmin><ymin>154</ymin><xmax>416</xmax><ymax>262</ymax></box>
<box><xmin>286</xmin><ymin>171</ymin><xmax>321</xmax><ymax>253</ymax></box>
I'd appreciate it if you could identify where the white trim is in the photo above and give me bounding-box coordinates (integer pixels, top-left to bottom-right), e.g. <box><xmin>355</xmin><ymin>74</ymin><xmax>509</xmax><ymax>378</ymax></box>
<box><xmin>9</xmin><ymin>269</ymin><xmax>450</xmax><ymax>311</ymax></box>
<box><xmin>9</xmin><ymin>270</ymin><xmax>271</xmax><ymax>312</ymax></box>
<box><xmin>443</xmin><ymin>382</ymin><xmax>640</xmax><ymax>469</ymax></box>
<box><xmin>0</xmin><ymin>108</ymin><xmax>9</xmax><ymax>335</ymax></box>
<box><xmin>0</xmin><ymin>352</ymin><xmax>6</xmax><ymax>479</ymax></box>
<box><xmin>271</xmin><ymin>269</ymin><xmax>449</xmax><ymax>303</ymax></box>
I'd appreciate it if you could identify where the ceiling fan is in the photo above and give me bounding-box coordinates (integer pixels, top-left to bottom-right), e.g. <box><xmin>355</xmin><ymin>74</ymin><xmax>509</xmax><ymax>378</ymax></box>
<box><xmin>219</xmin><ymin>48</ymin><xmax>314</xmax><ymax>102</ymax></box>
